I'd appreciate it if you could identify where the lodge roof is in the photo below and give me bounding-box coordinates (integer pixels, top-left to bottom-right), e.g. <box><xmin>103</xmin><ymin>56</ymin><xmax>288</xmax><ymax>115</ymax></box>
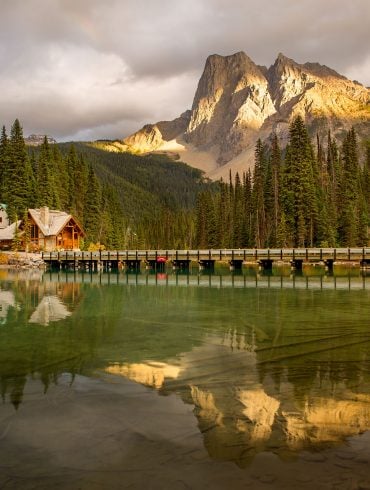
<box><xmin>0</xmin><ymin>220</ymin><xmax>22</xmax><ymax>241</ymax></box>
<box><xmin>28</xmin><ymin>295</ymin><xmax>71</xmax><ymax>325</ymax></box>
<box><xmin>28</xmin><ymin>208</ymin><xmax>83</xmax><ymax>237</ymax></box>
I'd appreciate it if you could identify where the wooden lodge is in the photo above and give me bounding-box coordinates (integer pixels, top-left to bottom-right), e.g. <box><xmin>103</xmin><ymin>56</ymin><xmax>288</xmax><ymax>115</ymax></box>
<box><xmin>28</xmin><ymin>207</ymin><xmax>85</xmax><ymax>251</ymax></box>
<box><xmin>0</xmin><ymin>206</ymin><xmax>85</xmax><ymax>252</ymax></box>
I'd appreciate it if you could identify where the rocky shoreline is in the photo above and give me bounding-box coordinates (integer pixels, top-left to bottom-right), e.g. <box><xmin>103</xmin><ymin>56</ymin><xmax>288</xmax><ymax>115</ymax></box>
<box><xmin>0</xmin><ymin>252</ymin><xmax>45</xmax><ymax>269</ymax></box>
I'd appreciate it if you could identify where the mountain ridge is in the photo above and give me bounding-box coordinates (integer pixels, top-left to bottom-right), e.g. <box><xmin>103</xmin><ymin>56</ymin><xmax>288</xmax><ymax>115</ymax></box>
<box><xmin>120</xmin><ymin>52</ymin><xmax>370</xmax><ymax>179</ymax></box>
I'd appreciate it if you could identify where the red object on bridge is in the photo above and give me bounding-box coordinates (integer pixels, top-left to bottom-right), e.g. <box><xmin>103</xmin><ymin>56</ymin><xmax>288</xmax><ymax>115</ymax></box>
<box><xmin>157</xmin><ymin>256</ymin><xmax>167</xmax><ymax>263</ymax></box>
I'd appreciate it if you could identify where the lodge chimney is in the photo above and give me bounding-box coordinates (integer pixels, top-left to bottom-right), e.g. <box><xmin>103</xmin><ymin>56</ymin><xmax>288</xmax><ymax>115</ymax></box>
<box><xmin>40</xmin><ymin>206</ymin><xmax>50</xmax><ymax>226</ymax></box>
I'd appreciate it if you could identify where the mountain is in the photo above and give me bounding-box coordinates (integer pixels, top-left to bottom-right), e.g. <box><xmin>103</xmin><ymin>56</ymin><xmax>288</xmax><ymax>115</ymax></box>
<box><xmin>25</xmin><ymin>134</ymin><xmax>57</xmax><ymax>146</ymax></box>
<box><xmin>121</xmin><ymin>52</ymin><xmax>370</xmax><ymax>180</ymax></box>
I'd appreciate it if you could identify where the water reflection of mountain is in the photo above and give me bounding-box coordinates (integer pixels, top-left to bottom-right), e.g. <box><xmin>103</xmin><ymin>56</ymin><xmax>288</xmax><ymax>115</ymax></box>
<box><xmin>108</xmin><ymin>332</ymin><xmax>370</xmax><ymax>466</ymax></box>
<box><xmin>0</xmin><ymin>271</ymin><xmax>370</xmax><ymax>465</ymax></box>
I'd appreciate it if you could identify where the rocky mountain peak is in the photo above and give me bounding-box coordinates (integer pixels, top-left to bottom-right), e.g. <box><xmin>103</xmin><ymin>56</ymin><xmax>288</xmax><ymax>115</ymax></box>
<box><xmin>186</xmin><ymin>51</ymin><xmax>274</xmax><ymax>162</ymax></box>
<box><xmin>25</xmin><ymin>134</ymin><xmax>57</xmax><ymax>146</ymax></box>
<box><xmin>192</xmin><ymin>51</ymin><xmax>266</xmax><ymax>108</ymax></box>
<box><xmin>122</xmin><ymin>52</ymin><xmax>370</xmax><ymax>180</ymax></box>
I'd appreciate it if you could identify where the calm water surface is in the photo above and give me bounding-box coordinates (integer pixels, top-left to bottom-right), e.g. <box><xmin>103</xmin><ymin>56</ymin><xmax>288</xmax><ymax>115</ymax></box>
<box><xmin>1</xmin><ymin>268</ymin><xmax>370</xmax><ymax>489</ymax></box>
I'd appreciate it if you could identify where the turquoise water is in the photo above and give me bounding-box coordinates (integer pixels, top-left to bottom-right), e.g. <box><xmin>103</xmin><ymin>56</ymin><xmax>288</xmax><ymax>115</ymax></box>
<box><xmin>1</xmin><ymin>269</ymin><xmax>370</xmax><ymax>489</ymax></box>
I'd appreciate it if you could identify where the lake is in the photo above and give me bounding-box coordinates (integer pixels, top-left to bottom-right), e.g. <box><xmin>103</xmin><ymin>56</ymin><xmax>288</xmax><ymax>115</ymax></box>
<box><xmin>1</xmin><ymin>268</ymin><xmax>370</xmax><ymax>489</ymax></box>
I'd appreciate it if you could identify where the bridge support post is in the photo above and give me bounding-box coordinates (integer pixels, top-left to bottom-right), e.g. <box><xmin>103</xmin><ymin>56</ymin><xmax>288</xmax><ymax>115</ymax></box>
<box><xmin>199</xmin><ymin>259</ymin><xmax>215</xmax><ymax>271</ymax></box>
<box><xmin>123</xmin><ymin>260</ymin><xmax>141</xmax><ymax>272</ymax></box>
<box><xmin>291</xmin><ymin>259</ymin><xmax>303</xmax><ymax>271</ymax></box>
<box><xmin>229</xmin><ymin>259</ymin><xmax>243</xmax><ymax>271</ymax></box>
<box><xmin>172</xmin><ymin>259</ymin><xmax>191</xmax><ymax>271</ymax></box>
<box><xmin>259</xmin><ymin>259</ymin><xmax>273</xmax><ymax>271</ymax></box>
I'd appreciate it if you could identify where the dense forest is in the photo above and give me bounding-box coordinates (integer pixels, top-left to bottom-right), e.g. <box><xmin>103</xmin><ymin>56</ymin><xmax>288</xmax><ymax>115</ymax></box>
<box><xmin>0</xmin><ymin>117</ymin><xmax>369</xmax><ymax>250</ymax></box>
<box><xmin>0</xmin><ymin>119</ymin><xmax>210</xmax><ymax>249</ymax></box>
<box><xmin>196</xmin><ymin>116</ymin><xmax>370</xmax><ymax>248</ymax></box>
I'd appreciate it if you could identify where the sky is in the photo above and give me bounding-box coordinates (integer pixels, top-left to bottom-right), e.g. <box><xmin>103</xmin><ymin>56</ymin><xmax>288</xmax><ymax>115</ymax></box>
<box><xmin>1</xmin><ymin>0</ymin><xmax>369</xmax><ymax>142</ymax></box>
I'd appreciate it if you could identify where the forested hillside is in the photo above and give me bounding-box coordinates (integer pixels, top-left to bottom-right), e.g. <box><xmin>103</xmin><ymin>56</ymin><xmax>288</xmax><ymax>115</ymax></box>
<box><xmin>196</xmin><ymin>116</ymin><xmax>370</xmax><ymax>248</ymax></box>
<box><xmin>0</xmin><ymin>120</ymin><xmax>212</xmax><ymax>249</ymax></box>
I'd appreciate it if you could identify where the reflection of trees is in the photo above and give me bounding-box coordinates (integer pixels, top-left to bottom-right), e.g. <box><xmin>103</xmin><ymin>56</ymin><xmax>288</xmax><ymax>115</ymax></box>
<box><xmin>0</xmin><ymin>276</ymin><xmax>205</xmax><ymax>408</ymax></box>
<box><xmin>0</xmin><ymin>278</ymin><xmax>85</xmax><ymax>408</ymax></box>
<box><xmin>1</xmin><ymin>375</ymin><xmax>27</xmax><ymax>410</ymax></box>
<box><xmin>1</xmin><ymin>272</ymin><xmax>370</xmax><ymax>465</ymax></box>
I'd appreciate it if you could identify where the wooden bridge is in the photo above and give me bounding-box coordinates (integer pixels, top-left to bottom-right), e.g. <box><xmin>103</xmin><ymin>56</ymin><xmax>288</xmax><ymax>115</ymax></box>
<box><xmin>42</xmin><ymin>248</ymin><xmax>370</xmax><ymax>271</ymax></box>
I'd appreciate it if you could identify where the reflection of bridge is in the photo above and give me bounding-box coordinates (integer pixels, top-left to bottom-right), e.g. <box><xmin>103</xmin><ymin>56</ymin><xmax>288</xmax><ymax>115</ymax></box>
<box><xmin>42</xmin><ymin>248</ymin><xmax>370</xmax><ymax>271</ymax></box>
<box><xmin>42</xmin><ymin>271</ymin><xmax>370</xmax><ymax>291</ymax></box>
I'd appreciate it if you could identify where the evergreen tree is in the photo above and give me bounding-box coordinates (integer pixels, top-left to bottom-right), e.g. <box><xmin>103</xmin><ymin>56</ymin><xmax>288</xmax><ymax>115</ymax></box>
<box><xmin>241</xmin><ymin>170</ymin><xmax>253</xmax><ymax>247</ymax></box>
<box><xmin>37</xmin><ymin>136</ymin><xmax>60</xmax><ymax>208</ymax></box>
<box><xmin>52</xmin><ymin>144</ymin><xmax>69</xmax><ymax>210</ymax></box>
<box><xmin>83</xmin><ymin>165</ymin><xmax>103</xmax><ymax>243</ymax></box>
<box><xmin>195</xmin><ymin>191</ymin><xmax>217</xmax><ymax>248</ymax></box>
<box><xmin>215</xmin><ymin>179</ymin><xmax>228</xmax><ymax>248</ymax></box>
<box><xmin>22</xmin><ymin>209</ymin><xmax>31</xmax><ymax>252</ymax></box>
<box><xmin>265</xmin><ymin>134</ymin><xmax>282</xmax><ymax>246</ymax></box>
<box><xmin>281</xmin><ymin>116</ymin><xmax>318</xmax><ymax>246</ymax></box>
<box><xmin>233</xmin><ymin>172</ymin><xmax>244</xmax><ymax>247</ymax></box>
<box><xmin>6</xmin><ymin>120</ymin><xmax>35</xmax><ymax>221</ymax></box>
<box><xmin>252</xmin><ymin>139</ymin><xmax>267</xmax><ymax>247</ymax></box>
<box><xmin>338</xmin><ymin>128</ymin><xmax>361</xmax><ymax>245</ymax></box>
<box><xmin>66</xmin><ymin>145</ymin><xmax>88</xmax><ymax>220</ymax></box>
<box><xmin>362</xmin><ymin>141</ymin><xmax>370</xmax><ymax>212</ymax></box>
<box><xmin>0</xmin><ymin>126</ymin><xmax>10</xmax><ymax>201</ymax></box>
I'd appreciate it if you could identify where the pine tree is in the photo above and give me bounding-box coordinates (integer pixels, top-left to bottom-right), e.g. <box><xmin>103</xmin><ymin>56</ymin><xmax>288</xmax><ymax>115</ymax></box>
<box><xmin>0</xmin><ymin>126</ymin><xmax>10</xmax><ymax>201</ymax></box>
<box><xmin>265</xmin><ymin>134</ymin><xmax>282</xmax><ymax>246</ymax></box>
<box><xmin>22</xmin><ymin>209</ymin><xmax>31</xmax><ymax>252</ymax></box>
<box><xmin>241</xmin><ymin>170</ymin><xmax>253</xmax><ymax>247</ymax></box>
<box><xmin>66</xmin><ymin>145</ymin><xmax>88</xmax><ymax>220</ymax></box>
<box><xmin>338</xmin><ymin>128</ymin><xmax>361</xmax><ymax>245</ymax></box>
<box><xmin>37</xmin><ymin>136</ymin><xmax>60</xmax><ymax>208</ymax></box>
<box><xmin>281</xmin><ymin>116</ymin><xmax>318</xmax><ymax>246</ymax></box>
<box><xmin>195</xmin><ymin>191</ymin><xmax>217</xmax><ymax>248</ymax></box>
<box><xmin>362</xmin><ymin>141</ymin><xmax>370</xmax><ymax>212</ymax></box>
<box><xmin>233</xmin><ymin>172</ymin><xmax>244</xmax><ymax>247</ymax></box>
<box><xmin>215</xmin><ymin>179</ymin><xmax>228</xmax><ymax>248</ymax></box>
<box><xmin>6</xmin><ymin>120</ymin><xmax>35</xmax><ymax>221</ymax></box>
<box><xmin>51</xmin><ymin>144</ymin><xmax>69</xmax><ymax>210</ymax></box>
<box><xmin>252</xmin><ymin>139</ymin><xmax>267</xmax><ymax>247</ymax></box>
<box><xmin>83</xmin><ymin>165</ymin><xmax>103</xmax><ymax>243</ymax></box>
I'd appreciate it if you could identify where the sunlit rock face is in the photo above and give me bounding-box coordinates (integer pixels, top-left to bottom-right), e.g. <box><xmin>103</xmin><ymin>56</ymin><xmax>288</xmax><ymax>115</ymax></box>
<box><xmin>122</xmin><ymin>111</ymin><xmax>191</xmax><ymax>153</ymax></box>
<box><xmin>238</xmin><ymin>389</ymin><xmax>280</xmax><ymax>442</ymax></box>
<box><xmin>105</xmin><ymin>334</ymin><xmax>370</xmax><ymax>465</ymax></box>
<box><xmin>190</xmin><ymin>385</ymin><xmax>223</xmax><ymax>426</ymax></box>
<box><xmin>105</xmin><ymin>361</ymin><xmax>180</xmax><ymax>389</ymax></box>
<box><xmin>284</xmin><ymin>394</ymin><xmax>370</xmax><ymax>448</ymax></box>
<box><xmin>122</xmin><ymin>51</ymin><xmax>370</xmax><ymax>179</ymax></box>
<box><xmin>184</xmin><ymin>52</ymin><xmax>276</xmax><ymax>164</ymax></box>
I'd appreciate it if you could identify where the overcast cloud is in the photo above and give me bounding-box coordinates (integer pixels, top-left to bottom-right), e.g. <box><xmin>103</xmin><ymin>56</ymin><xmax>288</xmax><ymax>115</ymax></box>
<box><xmin>1</xmin><ymin>0</ymin><xmax>369</xmax><ymax>141</ymax></box>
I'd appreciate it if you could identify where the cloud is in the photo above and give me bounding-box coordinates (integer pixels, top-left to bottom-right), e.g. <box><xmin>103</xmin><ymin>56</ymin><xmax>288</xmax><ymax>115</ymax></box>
<box><xmin>0</xmin><ymin>0</ymin><xmax>369</xmax><ymax>141</ymax></box>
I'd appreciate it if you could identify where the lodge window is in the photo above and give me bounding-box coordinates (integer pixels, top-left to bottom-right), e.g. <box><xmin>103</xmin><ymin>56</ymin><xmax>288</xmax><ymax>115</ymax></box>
<box><xmin>31</xmin><ymin>224</ymin><xmax>39</xmax><ymax>239</ymax></box>
<box><xmin>0</xmin><ymin>217</ymin><xmax>2</xmax><ymax>224</ymax></box>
